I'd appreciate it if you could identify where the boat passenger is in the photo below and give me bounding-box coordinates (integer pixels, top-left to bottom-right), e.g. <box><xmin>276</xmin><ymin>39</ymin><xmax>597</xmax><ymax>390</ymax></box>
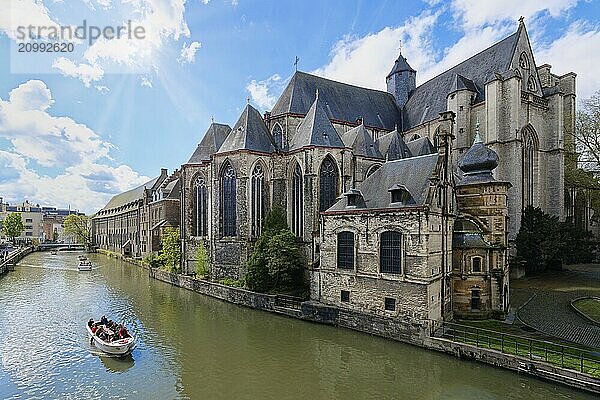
<box><xmin>88</xmin><ymin>318</ymin><xmax>94</xmax><ymax>328</ymax></box>
<box><xmin>91</xmin><ymin>325</ymin><xmax>98</xmax><ymax>334</ymax></box>
<box><xmin>100</xmin><ymin>315</ymin><xmax>108</xmax><ymax>325</ymax></box>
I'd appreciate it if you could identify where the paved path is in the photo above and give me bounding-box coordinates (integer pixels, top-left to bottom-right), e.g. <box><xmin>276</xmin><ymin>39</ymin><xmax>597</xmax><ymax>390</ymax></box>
<box><xmin>517</xmin><ymin>289</ymin><xmax>600</xmax><ymax>348</ymax></box>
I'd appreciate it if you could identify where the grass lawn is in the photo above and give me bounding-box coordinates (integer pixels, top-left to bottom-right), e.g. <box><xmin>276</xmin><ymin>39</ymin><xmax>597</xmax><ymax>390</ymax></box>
<box><xmin>446</xmin><ymin>319</ymin><xmax>600</xmax><ymax>378</ymax></box>
<box><xmin>572</xmin><ymin>298</ymin><xmax>600</xmax><ymax>324</ymax></box>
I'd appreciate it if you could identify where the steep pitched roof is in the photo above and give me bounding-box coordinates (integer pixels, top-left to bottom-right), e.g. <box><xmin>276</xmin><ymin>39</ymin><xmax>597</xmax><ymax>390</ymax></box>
<box><xmin>387</xmin><ymin>52</ymin><xmax>415</xmax><ymax>78</ymax></box>
<box><xmin>271</xmin><ymin>71</ymin><xmax>402</xmax><ymax>131</ymax></box>
<box><xmin>187</xmin><ymin>123</ymin><xmax>232</xmax><ymax>163</ymax></box>
<box><xmin>406</xmin><ymin>137</ymin><xmax>435</xmax><ymax>156</ymax></box>
<box><xmin>163</xmin><ymin>178</ymin><xmax>181</xmax><ymax>199</ymax></box>
<box><xmin>327</xmin><ymin>154</ymin><xmax>440</xmax><ymax>211</ymax></box>
<box><xmin>218</xmin><ymin>104</ymin><xmax>275</xmax><ymax>154</ymax></box>
<box><xmin>289</xmin><ymin>92</ymin><xmax>345</xmax><ymax>151</ymax></box>
<box><xmin>100</xmin><ymin>176</ymin><xmax>159</xmax><ymax>212</ymax></box>
<box><xmin>403</xmin><ymin>28</ymin><xmax>520</xmax><ymax>129</ymax></box>
<box><xmin>341</xmin><ymin>122</ymin><xmax>383</xmax><ymax>158</ymax></box>
<box><xmin>376</xmin><ymin>129</ymin><xmax>412</xmax><ymax>161</ymax></box>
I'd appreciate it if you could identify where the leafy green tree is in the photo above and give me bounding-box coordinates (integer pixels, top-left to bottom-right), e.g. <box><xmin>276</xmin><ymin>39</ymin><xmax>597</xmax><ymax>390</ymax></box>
<box><xmin>159</xmin><ymin>227</ymin><xmax>181</xmax><ymax>273</ymax></box>
<box><xmin>246</xmin><ymin>206</ymin><xmax>307</xmax><ymax>293</ymax></box>
<box><xmin>514</xmin><ymin>205</ymin><xmax>594</xmax><ymax>273</ymax></box>
<box><xmin>195</xmin><ymin>241</ymin><xmax>210</xmax><ymax>277</ymax></box>
<box><xmin>63</xmin><ymin>214</ymin><xmax>91</xmax><ymax>248</ymax></box>
<box><xmin>2</xmin><ymin>212</ymin><xmax>24</xmax><ymax>244</ymax></box>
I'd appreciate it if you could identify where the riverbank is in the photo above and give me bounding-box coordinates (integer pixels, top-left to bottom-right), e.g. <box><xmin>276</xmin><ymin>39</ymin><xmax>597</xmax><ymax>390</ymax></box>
<box><xmin>101</xmin><ymin>250</ymin><xmax>600</xmax><ymax>395</ymax></box>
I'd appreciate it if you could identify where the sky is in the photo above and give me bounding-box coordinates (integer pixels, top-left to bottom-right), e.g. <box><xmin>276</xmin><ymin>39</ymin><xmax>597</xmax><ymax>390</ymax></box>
<box><xmin>0</xmin><ymin>0</ymin><xmax>599</xmax><ymax>214</ymax></box>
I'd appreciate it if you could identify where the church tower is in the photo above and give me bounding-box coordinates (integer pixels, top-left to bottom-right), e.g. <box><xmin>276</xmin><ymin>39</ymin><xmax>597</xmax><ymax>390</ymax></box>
<box><xmin>386</xmin><ymin>49</ymin><xmax>416</xmax><ymax>111</ymax></box>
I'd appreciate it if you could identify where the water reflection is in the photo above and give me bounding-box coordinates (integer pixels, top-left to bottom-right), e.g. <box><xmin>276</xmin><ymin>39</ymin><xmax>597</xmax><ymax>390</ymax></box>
<box><xmin>0</xmin><ymin>251</ymin><xmax>595</xmax><ymax>400</ymax></box>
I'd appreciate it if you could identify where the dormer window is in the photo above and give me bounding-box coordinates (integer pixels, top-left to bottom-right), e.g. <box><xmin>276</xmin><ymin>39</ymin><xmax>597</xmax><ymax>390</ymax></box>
<box><xmin>388</xmin><ymin>184</ymin><xmax>412</xmax><ymax>205</ymax></box>
<box><xmin>343</xmin><ymin>188</ymin><xmax>363</xmax><ymax>208</ymax></box>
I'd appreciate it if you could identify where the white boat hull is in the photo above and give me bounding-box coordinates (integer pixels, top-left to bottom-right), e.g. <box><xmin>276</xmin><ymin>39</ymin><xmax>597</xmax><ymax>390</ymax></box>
<box><xmin>86</xmin><ymin>325</ymin><xmax>135</xmax><ymax>356</ymax></box>
<box><xmin>78</xmin><ymin>265</ymin><xmax>92</xmax><ymax>271</ymax></box>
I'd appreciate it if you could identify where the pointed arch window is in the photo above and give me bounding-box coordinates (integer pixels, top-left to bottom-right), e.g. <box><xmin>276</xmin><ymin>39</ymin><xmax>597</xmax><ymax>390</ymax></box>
<box><xmin>291</xmin><ymin>163</ymin><xmax>304</xmax><ymax>237</ymax></box>
<box><xmin>523</xmin><ymin>127</ymin><xmax>538</xmax><ymax>207</ymax></box>
<box><xmin>193</xmin><ymin>176</ymin><xmax>208</xmax><ymax>236</ymax></box>
<box><xmin>519</xmin><ymin>52</ymin><xmax>530</xmax><ymax>70</ymax></box>
<box><xmin>319</xmin><ymin>157</ymin><xmax>339</xmax><ymax>211</ymax></box>
<box><xmin>272</xmin><ymin>123</ymin><xmax>283</xmax><ymax>150</ymax></box>
<box><xmin>527</xmin><ymin>76</ymin><xmax>537</xmax><ymax>92</ymax></box>
<box><xmin>221</xmin><ymin>161</ymin><xmax>237</xmax><ymax>237</ymax></box>
<box><xmin>251</xmin><ymin>163</ymin><xmax>266</xmax><ymax>236</ymax></box>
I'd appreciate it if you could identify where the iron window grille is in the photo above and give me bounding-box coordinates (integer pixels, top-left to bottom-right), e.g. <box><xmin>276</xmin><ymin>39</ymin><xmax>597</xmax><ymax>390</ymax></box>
<box><xmin>380</xmin><ymin>231</ymin><xmax>402</xmax><ymax>273</ymax></box>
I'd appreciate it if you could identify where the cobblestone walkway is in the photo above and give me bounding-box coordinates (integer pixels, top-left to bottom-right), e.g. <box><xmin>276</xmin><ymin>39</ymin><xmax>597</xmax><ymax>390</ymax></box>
<box><xmin>517</xmin><ymin>289</ymin><xmax>600</xmax><ymax>349</ymax></box>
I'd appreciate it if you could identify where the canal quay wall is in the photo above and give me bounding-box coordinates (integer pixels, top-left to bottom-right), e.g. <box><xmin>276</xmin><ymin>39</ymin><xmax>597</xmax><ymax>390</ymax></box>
<box><xmin>99</xmin><ymin>250</ymin><xmax>600</xmax><ymax>395</ymax></box>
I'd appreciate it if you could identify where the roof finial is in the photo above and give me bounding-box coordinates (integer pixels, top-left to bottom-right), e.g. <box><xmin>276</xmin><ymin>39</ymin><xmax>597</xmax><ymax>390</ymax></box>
<box><xmin>294</xmin><ymin>56</ymin><xmax>300</xmax><ymax>72</ymax></box>
<box><xmin>315</xmin><ymin>88</ymin><xmax>319</xmax><ymax>99</ymax></box>
<box><xmin>398</xmin><ymin>39</ymin><xmax>403</xmax><ymax>53</ymax></box>
<box><xmin>518</xmin><ymin>16</ymin><xmax>524</xmax><ymax>25</ymax></box>
<box><xmin>474</xmin><ymin>116</ymin><xmax>482</xmax><ymax>144</ymax></box>
<box><xmin>211</xmin><ymin>115</ymin><xmax>214</xmax><ymax>124</ymax></box>
<box><xmin>246</xmin><ymin>97</ymin><xmax>250</xmax><ymax>105</ymax></box>
<box><xmin>394</xmin><ymin>123</ymin><xmax>398</xmax><ymax>132</ymax></box>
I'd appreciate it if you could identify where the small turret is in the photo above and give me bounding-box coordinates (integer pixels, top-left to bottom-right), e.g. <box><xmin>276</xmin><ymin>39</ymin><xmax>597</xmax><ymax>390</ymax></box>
<box><xmin>386</xmin><ymin>48</ymin><xmax>416</xmax><ymax>110</ymax></box>
<box><xmin>458</xmin><ymin>123</ymin><xmax>499</xmax><ymax>184</ymax></box>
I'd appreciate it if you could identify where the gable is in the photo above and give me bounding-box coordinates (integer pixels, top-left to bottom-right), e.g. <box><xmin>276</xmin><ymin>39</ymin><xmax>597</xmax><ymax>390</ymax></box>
<box><xmin>508</xmin><ymin>24</ymin><xmax>543</xmax><ymax>96</ymax></box>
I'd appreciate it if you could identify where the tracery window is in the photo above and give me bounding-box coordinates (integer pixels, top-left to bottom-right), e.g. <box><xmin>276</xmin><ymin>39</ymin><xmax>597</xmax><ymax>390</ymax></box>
<box><xmin>319</xmin><ymin>157</ymin><xmax>339</xmax><ymax>211</ymax></box>
<box><xmin>527</xmin><ymin>75</ymin><xmax>537</xmax><ymax>92</ymax></box>
<box><xmin>523</xmin><ymin>127</ymin><xmax>538</xmax><ymax>207</ymax></box>
<box><xmin>193</xmin><ymin>176</ymin><xmax>208</xmax><ymax>236</ymax></box>
<box><xmin>291</xmin><ymin>163</ymin><xmax>304</xmax><ymax>237</ymax></box>
<box><xmin>221</xmin><ymin>161</ymin><xmax>237</xmax><ymax>237</ymax></box>
<box><xmin>337</xmin><ymin>231</ymin><xmax>355</xmax><ymax>269</ymax></box>
<box><xmin>272</xmin><ymin>123</ymin><xmax>283</xmax><ymax>150</ymax></box>
<box><xmin>519</xmin><ymin>52</ymin><xmax>530</xmax><ymax>69</ymax></box>
<box><xmin>251</xmin><ymin>163</ymin><xmax>266</xmax><ymax>236</ymax></box>
<box><xmin>380</xmin><ymin>231</ymin><xmax>402</xmax><ymax>274</ymax></box>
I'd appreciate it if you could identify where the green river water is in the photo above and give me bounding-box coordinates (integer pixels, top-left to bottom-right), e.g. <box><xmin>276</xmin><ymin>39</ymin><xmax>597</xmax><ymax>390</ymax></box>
<box><xmin>0</xmin><ymin>252</ymin><xmax>594</xmax><ymax>399</ymax></box>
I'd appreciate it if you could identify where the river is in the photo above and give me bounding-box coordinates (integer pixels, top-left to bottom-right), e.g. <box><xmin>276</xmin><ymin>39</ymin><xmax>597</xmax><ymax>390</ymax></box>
<box><xmin>0</xmin><ymin>252</ymin><xmax>594</xmax><ymax>399</ymax></box>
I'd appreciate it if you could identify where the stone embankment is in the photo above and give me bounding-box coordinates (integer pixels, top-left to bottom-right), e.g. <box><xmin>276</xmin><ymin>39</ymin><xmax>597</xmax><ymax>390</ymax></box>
<box><xmin>0</xmin><ymin>246</ymin><xmax>33</xmax><ymax>275</ymax></box>
<box><xmin>103</xmin><ymin>251</ymin><xmax>600</xmax><ymax>395</ymax></box>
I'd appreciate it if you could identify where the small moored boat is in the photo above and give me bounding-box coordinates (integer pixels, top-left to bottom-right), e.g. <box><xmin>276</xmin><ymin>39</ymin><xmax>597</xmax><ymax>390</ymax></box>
<box><xmin>51</xmin><ymin>250</ymin><xmax>58</xmax><ymax>255</ymax></box>
<box><xmin>78</xmin><ymin>255</ymin><xmax>87</xmax><ymax>261</ymax></box>
<box><xmin>78</xmin><ymin>260</ymin><xmax>93</xmax><ymax>271</ymax></box>
<box><xmin>86</xmin><ymin>318</ymin><xmax>135</xmax><ymax>356</ymax></box>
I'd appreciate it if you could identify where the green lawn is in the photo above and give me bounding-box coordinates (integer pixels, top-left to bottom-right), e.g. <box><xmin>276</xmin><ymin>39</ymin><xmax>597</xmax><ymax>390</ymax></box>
<box><xmin>443</xmin><ymin>321</ymin><xmax>600</xmax><ymax>378</ymax></box>
<box><xmin>572</xmin><ymin>298</ymin><xmax>600</xmax><ymax>324</ymax></box>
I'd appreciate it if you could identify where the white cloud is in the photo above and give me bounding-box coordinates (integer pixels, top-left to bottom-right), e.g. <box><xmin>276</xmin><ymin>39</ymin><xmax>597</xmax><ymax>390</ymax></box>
<box><xmin>0</xmin><ymin>0</ymin><xmax>61</xmax><ymax>41</ymax></box>
<box><xmin>8</xmin><ymin>80</ymin><xmax>54</xmax><ymax>111</ymax></box>
<box><xmin>246</xmin><ymin>74</ymin><xmax>283</xmax><ymax>110</ymax></box>
<box><xmin>535</xmin><ymin>22</ymin><xmax>600</xmax><ymax>100</ymax></box>
<box><xmin>451</xmin><ymin>0</ymin><xmax>579</xmax><ymax>29</ymax></box>
<box><xmin>0</xmin><ymin>80</ymin><xmax>149</xmax><ymax>213</ymax></box>
<box><xmin>178</xmin><ymin>41</ymin><xmax>202</xmax><ymax>64</ymax></box>
<box><xmin>52</xmin><ymin>57</ymin><xmax>104</xmax><ymax>87</ymax></box>
<box><xmin>312</xmin><ymin>11</ymin><xmax>440</xmax><ymax>90</ymax></box>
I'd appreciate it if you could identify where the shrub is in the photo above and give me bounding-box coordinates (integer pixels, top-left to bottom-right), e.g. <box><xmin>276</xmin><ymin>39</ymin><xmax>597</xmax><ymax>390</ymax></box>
<box><xmin>245</xmin><ymin>206</ymin><xmax>307</xmax><ymax>293</ymax></box>
<box><xmin>219</xmin><ymin>277</ymin><xmax>245</xmax><ymax>287</ymax></box>
<box><xmin>195</xmin><ymin>242</ymin><xmax>210</xmax><ymax>277</ymax></box>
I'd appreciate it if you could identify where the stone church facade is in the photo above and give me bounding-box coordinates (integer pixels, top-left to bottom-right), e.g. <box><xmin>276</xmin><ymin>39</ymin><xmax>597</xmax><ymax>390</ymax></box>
<box><xmin>93</xmin><ymin>20</ymin><xmax>574</xmax><ymax>322</ymax></box>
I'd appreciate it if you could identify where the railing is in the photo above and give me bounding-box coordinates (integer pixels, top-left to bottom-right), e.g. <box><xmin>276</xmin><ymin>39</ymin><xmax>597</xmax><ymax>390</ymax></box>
<box><xmin>275</xmin><ymin>295</ymin><xmax>303</xmax><ymax>310</ymax></box>
<box><xmin>0</xmin><ymin>246</ymin><xmax>33</xmax><ymax>274</ymax></box>
<box><xmin>431</xmin><ymin>321</ymin><xmax>600</xmax><ymax>377</ymax></box>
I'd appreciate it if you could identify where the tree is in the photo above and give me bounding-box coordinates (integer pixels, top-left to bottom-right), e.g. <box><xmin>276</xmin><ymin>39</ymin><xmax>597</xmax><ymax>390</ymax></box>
<box><xmin>2</xmin><ymin>212</ymin><xmax>23</xmax><ymax>244</ymax></box>
<box><xmin>63</xmin><ymin>214</ymin><xmax>91</xmax><ymax>248</ymax></box>
<box><xmin>573</xmin><ymin>91</ymin><xmax>600</xmax><ymax>171</ymax></box>
<box><xmin>246</xmin><ymin>206</ymin><xmax>307</xmax><ymax>294</ymax></box>
<box><xmin>513</xmin><ymin>205</ymin><xmax>594</xmax><ymax>274</ymax></box>
<box><xmin>159</xmin><ymin>227</ymin><xmax>181</xmax><ymax>273</ymax></box>
<box><xmin>195</xmin><ymin>241</ymin><xmax>210</xmax><ymax>277</ymax></box>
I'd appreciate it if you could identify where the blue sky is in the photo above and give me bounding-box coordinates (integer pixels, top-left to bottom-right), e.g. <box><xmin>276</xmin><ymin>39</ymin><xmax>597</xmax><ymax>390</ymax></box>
<box><xmin>1</xmin><ymin>0</ymin><xmax>599</xmax><ymax>213</ymax></box>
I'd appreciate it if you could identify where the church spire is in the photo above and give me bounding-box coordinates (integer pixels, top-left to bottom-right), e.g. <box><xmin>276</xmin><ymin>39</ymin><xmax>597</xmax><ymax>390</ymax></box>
<box><xmin>386</xmin><ymin>42</ymin><xmax>416</xmax><ymax>111</ymax></box>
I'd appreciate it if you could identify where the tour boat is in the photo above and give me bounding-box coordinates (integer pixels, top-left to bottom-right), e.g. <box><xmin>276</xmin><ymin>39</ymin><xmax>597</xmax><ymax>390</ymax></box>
<box><xmin>51</xmin><ymin>250</ymin><xmax>57</xmax><ymax>255</ymax></box>
<box><xmin>86</xmin><ymin>321</ymin><xmax>135</xmax><ymax>356</ymax></box>
<box><xmin>78</xmin><ymin>255</ymin><xmax>87</xmax><ymax>261</ymax></box>
<box><xmin>78</xmin><ymin>260</ymin><xmax>93</xmax><ymax>271</ymax></box>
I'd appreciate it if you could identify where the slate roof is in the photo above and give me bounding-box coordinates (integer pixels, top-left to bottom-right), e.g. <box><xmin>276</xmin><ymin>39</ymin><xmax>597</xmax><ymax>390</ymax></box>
<box><xmin>457</xmin><ymin>133</ymin><xmax>499</xmax><ymax>185</ymax></box>
<box><xmin>218</xmin><ymin>104</ymin><xmax>275</xmax><ymax>154</ymax></box>
<box><xmin>271</xmin><ymin>71</ymin><xmax>402</xmax><ymax>131</ymax></box>
<box><xmin>406</xmin><ymin>137</ymin><xmax>435</xmax><ymax>156</ymax></box>
<box><xmin>376</xmin><ymin>129</ymin><xmax>412</xmax><ymax>161</ymax></box>
<box><xmin>387</xmin><ymin>52</ymin><xmax>416</xmax><ymax>78</ymax></box>
<box><xmin>162</xmin><ymin>178</ymin><xmax>181</xmax><ymax>199</ymax></box>
<box><xmin>341</xmin><ymin>122</ymin><xmax>383</xmax><ymax>158</ymax></box>
<box><xmin>327</xmin><ymin>154</ymin><xmax>440</xmax><ymax>211</ymax></box>
<box><xmin>403</xmin><ymin>29</ymin><xmax>520</xmax><ymax>129</ymax></box>
<box><xmin>289</xmin><ymin>93</ymin><xmax>345</xmax><ymax>151</ymax></box>
<box><xmin>187</xmin><ymin>123</ymin><xmax>232</xmax><ymax>163</ymax></box>
<box><xmin>100</xmin><ymin>176</ymin><xmax>159</xmax><ymax>213</ymax></box>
